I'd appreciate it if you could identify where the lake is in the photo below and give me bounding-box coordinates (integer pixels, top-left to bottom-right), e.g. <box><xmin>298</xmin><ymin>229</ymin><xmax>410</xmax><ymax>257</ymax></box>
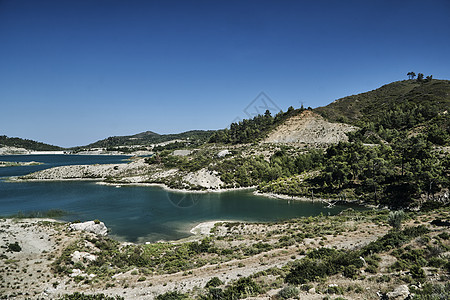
<box><xmin>0</xmin><ymin>155</ymin><xmax>362</xmax><ymax>243</ymax></box>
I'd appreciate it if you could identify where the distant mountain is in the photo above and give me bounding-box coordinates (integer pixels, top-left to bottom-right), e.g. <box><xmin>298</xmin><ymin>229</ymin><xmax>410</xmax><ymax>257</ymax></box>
<box><xmin>79</xmin><ymin>130</ymin><xmax>215</xmax><ymax>149</ymax></box>
<box><xmin>0</xmin><ymin>135</ymin><xmax>64</xmax><ymax>151</ymax></box>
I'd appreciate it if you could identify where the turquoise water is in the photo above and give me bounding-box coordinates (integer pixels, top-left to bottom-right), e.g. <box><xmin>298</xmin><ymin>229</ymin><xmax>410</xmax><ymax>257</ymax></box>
<box><xmin>0</xmin><ymin>155</ymin><xmax>361</xmax><ymax>243</ymax></box>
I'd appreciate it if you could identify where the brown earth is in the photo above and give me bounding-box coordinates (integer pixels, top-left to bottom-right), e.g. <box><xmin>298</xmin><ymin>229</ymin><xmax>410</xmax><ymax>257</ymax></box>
<box><xmin>264</xmin><ymin>110</ymin><xmax>357</xmax><ymax>144</ymax></box>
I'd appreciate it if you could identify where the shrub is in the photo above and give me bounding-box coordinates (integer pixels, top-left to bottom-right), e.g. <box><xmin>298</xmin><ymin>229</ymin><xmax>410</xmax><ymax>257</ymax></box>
<box><xmin>285</xmin><ymin>258</ymin><xmax>328</xmax><ymax>284</ymax></box>
<box><xmin>412</xmin><ymin>282</ymin><xmax>450</xmax><ymax>299</ymax></box>
<box><xmin>365</xmin><ymin>264</ymin><xmax>378</xmax><ymax>274</ymax></box>
<box><xmin>223</xmin><ymin>277</ymin><xmax>261</xmax><ymax>299</ymax></box>
<box><xmin>7</xmin><ymin>242</ymin><xmax>21</xmax><ymax>252</ymax></box>
<box><xmin>326</xmin><ymin>285</ymin><xmax>344</xmax><ymax>295</ymax></box>
<box><xmin>156</xmin><ymin>291</ymin><xmax>189</xmax><ymax>300</ymax></box>
<box><xmin>278</xmin><ymin>286</ymin><xmax>299</xmax><ymax>299</ymax></box>
<box><xmin>286</xmin><ymin>248</ymin><xmax>363</xmax><ymax>284</ymax></box>
<box><xmin>388</xmin><ymin>210</ymin><xmax>405</xmax><ymax>231</ymax></box>
<box><xmin>428</xmin><ymin>257</ymin><xmax>446</xmax><ymax>268</ymax></box>
<box><xmin>410</xmin><ymin>265</ymin><xmax>426</xmax><ymax>282</ymax></box>
<box><xmin>438</xmin><ymin>232</ymin><xmax>450</xmax><ymax>240</ymax></box>
<box><xmin>62</xmin><ymin>292</ymin><xmax>124</xmax><ymax>299</ymax></box>
<box><xmin>206</xmin><ymin>277</ymin><xmax>223</xmax><ymax>288</ymax></box>
<box><xmin>343</xmin><ymin>265</ymin><xmax>359</xmax><ymax>279</ymax></box>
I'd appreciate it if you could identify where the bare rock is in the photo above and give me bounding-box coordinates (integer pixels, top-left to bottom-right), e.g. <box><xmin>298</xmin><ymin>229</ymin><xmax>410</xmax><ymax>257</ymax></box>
<box><xmin>217</xmin><ymin>150</ymin><xmax>231</xmax><ymax>158</ymax></box>
<box><xmin>69</xmin><ymin>221</ymin><xmax>108</xmax><ymax>236</ymax></box>
<box><xmin>265</xmin><ymin>110</ymin><xmax>357</xmax><ymax>144</ymax></box>
<box><xmin>386</xmin><ymin>285</ymin><xmax>410</xmax><ymax>299</ymax></box>
<box><xmin>71</xmin><ymin>250</ymin><xmax>97</xmax><ymax>263</ymax></box>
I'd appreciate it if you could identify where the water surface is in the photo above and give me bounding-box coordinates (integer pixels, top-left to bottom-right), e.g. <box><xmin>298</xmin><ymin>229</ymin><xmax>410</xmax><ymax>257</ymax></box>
<box><xmin>0</xmin><ymin>155</ymin><xmax>362</xmax><ymax>243</ymax></box>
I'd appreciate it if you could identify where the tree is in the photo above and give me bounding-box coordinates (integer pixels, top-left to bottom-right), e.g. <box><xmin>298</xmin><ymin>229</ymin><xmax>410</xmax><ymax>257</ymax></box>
<box><xmin>417</xmin><ymin>73</ymin><xmax>424</xmax><ymax>82</ymax></box>
<box><xmin>407</xmin><ymin>72</ymin><xmax>416</xmax><ymax>80</ymax></box>
<box><xmin>388</xmin><ymin>210</ymin><xmax>405</xmax><ymax>231</ymax></box>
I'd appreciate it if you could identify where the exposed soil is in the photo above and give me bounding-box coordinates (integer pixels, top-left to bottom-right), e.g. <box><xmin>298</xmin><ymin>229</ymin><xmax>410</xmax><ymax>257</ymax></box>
<box><xmin>265</xmin><ymin>110</ymin><xmax>357</xmax><ymax>144</ymax></box>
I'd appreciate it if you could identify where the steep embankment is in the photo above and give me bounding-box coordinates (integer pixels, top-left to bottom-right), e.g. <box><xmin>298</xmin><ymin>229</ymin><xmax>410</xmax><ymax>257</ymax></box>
<box><xmin>264</xmin><ymin>110</ymin><xmax>357</xmax><ymax>144</ymax></box>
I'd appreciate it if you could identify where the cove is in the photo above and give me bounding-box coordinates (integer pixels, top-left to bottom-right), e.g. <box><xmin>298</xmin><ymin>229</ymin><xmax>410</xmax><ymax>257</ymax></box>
<box><xmin>0</xmin><ymin>155</ymin><xmax>362</xmax><ymax>243</ymax></box>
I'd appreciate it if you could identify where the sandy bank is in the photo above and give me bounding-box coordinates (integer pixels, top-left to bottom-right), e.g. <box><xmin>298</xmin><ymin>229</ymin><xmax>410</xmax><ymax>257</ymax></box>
<box><xmin>254</xmin><ymin>191</ymin><xmax>365</xmax><ymax>207</ymax></box>
<box><xmin>189</xmin><ymin>220</ymin><xmax>230</xmax><ymax>235</ymax></box>
<box><xmin>98</xmin><ymin>181</ymin><xmax>256</xmax><ymax>194</ymax></box>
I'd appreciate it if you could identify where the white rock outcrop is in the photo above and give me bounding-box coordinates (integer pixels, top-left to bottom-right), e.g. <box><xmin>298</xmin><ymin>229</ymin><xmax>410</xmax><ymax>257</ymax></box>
<box><xmin>386</xmin><ymin>285</ymin><xmax>410</xmax><ymax>299</ymax></box>
<box><xmin>71</xmin><ymin>250</ymin><xmax>97</xmax><ymax>263</ymax></box>
<box><xmin>217</xmin><ymin>150</ymin><xmax>231</xmax><ymax>158</ymax></box>
<box><xmin>183</xmin><ymin>168</ymin><xmax>223</xmax><ymax>189</ymax></box>
<box><xmin>69</xmin><ymin>221</ymin><xmax>108</xmax><ymax>236</ymax></box>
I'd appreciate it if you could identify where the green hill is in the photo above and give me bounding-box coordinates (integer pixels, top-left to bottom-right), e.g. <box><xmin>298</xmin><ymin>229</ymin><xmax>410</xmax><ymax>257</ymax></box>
<box><xmin>79</xmin><ymin>130</ymin><xmax>214</xmax><ymax>149</ymax></box>
<box><xmin>315</xmin><ymin>79</ymin><xmax>449</xmax><ymax>124</ymax></box>
<box><xmin>314</xmin><ymin>79</ymin><xmax>450</xmax><ymax>145</ymax></box>
<box><xmin>0</xmin><ymin>135</ymin><xmax>63</xmax><ymax>151</ymax></box>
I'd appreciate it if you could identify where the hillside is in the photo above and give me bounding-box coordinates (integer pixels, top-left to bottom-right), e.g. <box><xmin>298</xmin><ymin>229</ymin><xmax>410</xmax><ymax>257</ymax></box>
<box><xmin>315</xmin><ymin>79</ymin><xmax>450</xmax><ymax>124</ymax></box>
<box><xmin>264</xmin><ymin>110</ymin><xmax>356</xmax><ymax>144</ymax></box>
<box><xmin>0</xmin><ymin>135</ymin><xmax>63</xmax><ymax>151</ymax></box>
<box><xmin>78</xmin><ymin>130</ymin><xmax>214</xmax><ymax>149</ymax></box>
<box><xmin>314</xmin><ymin>79</ymin><xmax>450</xmax><ymax>145</ymax></box>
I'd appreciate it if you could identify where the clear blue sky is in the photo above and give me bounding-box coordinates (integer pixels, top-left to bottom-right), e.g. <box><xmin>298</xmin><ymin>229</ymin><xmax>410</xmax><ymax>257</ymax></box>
<box><xmin>1</xmin><ymin>0</ymin><xmax>449</xmax><ymax>147</ymax></box>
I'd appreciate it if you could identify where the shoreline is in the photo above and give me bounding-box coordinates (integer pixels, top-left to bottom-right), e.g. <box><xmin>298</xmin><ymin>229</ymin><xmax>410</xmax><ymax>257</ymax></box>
<box><xmin>7</xmin><ymin>174</ymin><xmax>367</xmax><ymax>207</ymax></box>
<box><xmin>0</xmin><ymin>151</ymin><xmax>135</xmax><ymax>156</ymax></box>
<box><xmin>189</xmin><ymin>220</ymin><xmax>232</xmax><ymax>236</ymax></box>
<box><xmin>97</xmin><ymin>181</ymin><xmax>256</xmax><ymax>194</ymax></box>
<box><xmin>0</xmin><ymin>216</ymin><xmax>233</xmax><ymax>246</ymax></box>
<box><xmin>254</xmin><ymin>190</ymin><xmax>366</xmax><ymax>206</ymax></box>
<box><xmin>0</xmin><ymin>161</ymin><xmax>44</xmax><ymax>167</ymax></box>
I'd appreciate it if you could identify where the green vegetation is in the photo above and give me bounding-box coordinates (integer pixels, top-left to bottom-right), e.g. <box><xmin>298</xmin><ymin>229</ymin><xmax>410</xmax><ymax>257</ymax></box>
<box><xmin>260</xmin><ymin>136</ymin><xmax>449</xmax><ymax>208</ymax></box>
<box><xmin>200</xmin><ymin>277</ymin><xmax>261</xmax><ymax>300</ymax></box>
<box><xmin>0</xmin><ymin>135</ymin><xmax>63</xmax><ymax>151</ymax></box>
<box><xmin>61</xmin><ymin>293</ymin><xmax>124</xmax><ymax>300</ymax></box>
<box><xmin>53</xmin><ymin>237</ymin><xmax>222</xmax><ymax>277</ymax></box>
<box><xmin>7</xmin><ymin>242</ymin><xmax>21</xmax><ymax>252</ymax></box>
<box><xmin>156</xmin><ymin>291</ymin><xmax>189</xmax><ymax>300</ymax></box>
<box><xmin>285</xmin><ymin>248</ymin><xmax>364</xmax><ymax>284</ymax></box>
<box><xmin>142</xmin><ymin>79</ymin><xmax>449</xmax><ymax>208</ymax></box>
<box><xmin>46</xmin><ymin>208</ymin><xmax>449</xmax><ymax>300</ymax></box>
<box><xmin>277</xmin><ymin>286</ymin><xmax>299</xmax><ymax>299</ymax></box>
<box><xmin>315</xmin><ymin>79</ymin><xmax>450</xmax><ymax>146</ymax></box>
<box><xmin>388</xmin><ymin>210</ymin><xmax>405</xmax><ymax>231</ymax></box>
<box><xmin>79</xmin><ymin>130</ymin><xmax>214</xmax><ymax>149</ymax></box>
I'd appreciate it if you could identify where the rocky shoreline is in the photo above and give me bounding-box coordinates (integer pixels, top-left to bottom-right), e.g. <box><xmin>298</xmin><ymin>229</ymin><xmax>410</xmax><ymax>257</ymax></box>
<box><xmin>3</xmin><ymin>209</ymin><xmax>447</xmax><ymax>299</ymax></box>
<box><xmin>9</xmin><ymin>158</ymin><xmax>367</xmax><ymax>206</ymax></box>
<box><xmin>0</xmin><ymin>161</ymin><xmax>43</xmax><ymax>167</ymax></box>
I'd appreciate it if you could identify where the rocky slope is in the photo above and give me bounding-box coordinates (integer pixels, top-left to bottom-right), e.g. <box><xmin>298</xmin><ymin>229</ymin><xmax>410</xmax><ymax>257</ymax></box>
<box><xmin>264</xmin><ymin>110</ymin><xmax>357</xmax><ymax>144</ymax></box>
<box><xmin>15</xmin><ymin>157</ymin><xmax>225</xmax><ymax>190</ymax></box>
<box><xmin>17</xmin><ymin>159</ymin><xmax>152</xmax><ymax>180</ymax></box>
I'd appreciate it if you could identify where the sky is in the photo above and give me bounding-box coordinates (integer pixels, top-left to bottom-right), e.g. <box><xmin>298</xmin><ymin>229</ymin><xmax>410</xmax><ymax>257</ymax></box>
<box><xmin>1</xmin><ymin>0</ymin><xmax>449</xmax><ymax>147</ymax></box>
